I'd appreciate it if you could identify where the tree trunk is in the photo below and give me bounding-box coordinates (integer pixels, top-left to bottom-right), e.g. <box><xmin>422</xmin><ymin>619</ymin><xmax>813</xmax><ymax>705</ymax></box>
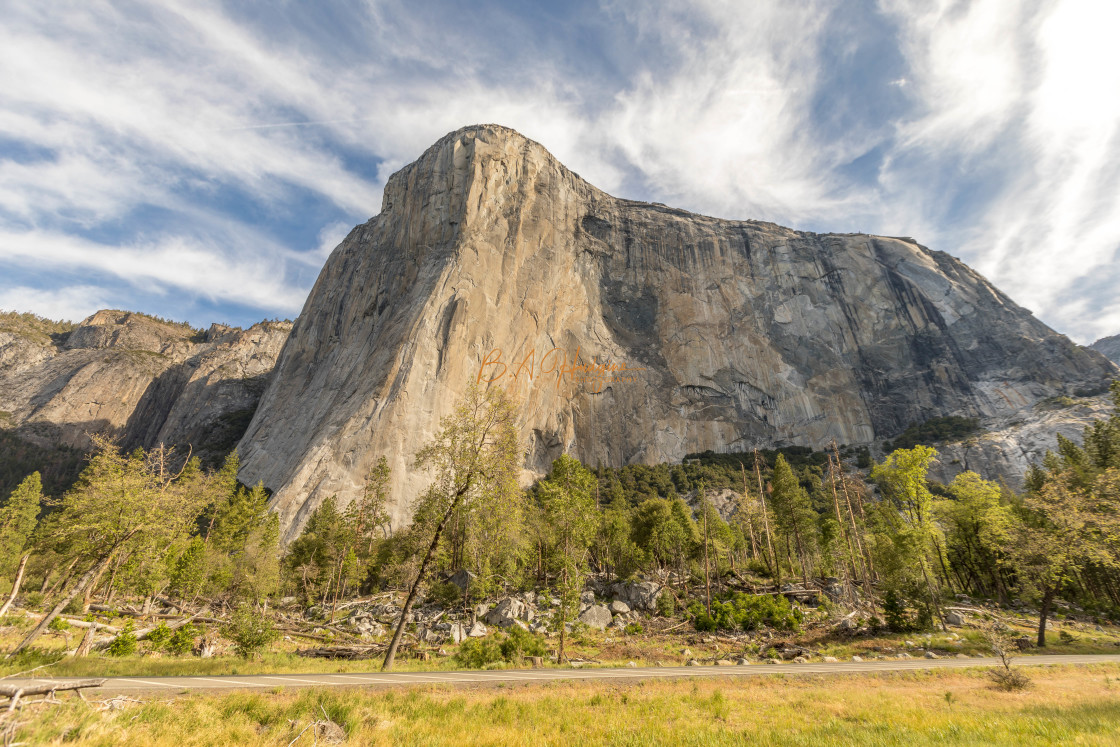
<box><xmin>792</xmin><ymin>522</ymin><xmax>808</xmax><ymax>585</ymax></box>
<box><xmin>45</xmin><ymin>557</ymin><xmax>80</xmax><ymax>598</ymax></box>
<box><xmin>382</xmin><ymin>497</ymin><xmax>460</xmax><ymax>671</ymax></box>
<box><xmin>920</xmin><ymin>558</ymin><xmax>947</xmax><ymax>632</ymax></box>
<box><xmin>702</xmin><ymin>497</ymin><xmax>712</xmax><ymax>616</ymax></box>
<box><xmin>558</xmin><ymin>552</ymin><xmax>569</xmax><ymax>664</ymax></box>
<box><xmin>7</xmin><ymin>555</ymin><xmax>113</xmax><ymax>659</ymax></box>
<box><xmin>82</xmin><ymin>557</ymin><xmax>113</xmax><ymax>614</ymax></box>
<box><xmin>1037</xmin><ymin>588</ymin><xmax>1054</xmax><ymax>648</ymax></box>
<box><xmin>754</xmin><ymin>452</ymin><xmax>779</xmax><ymax>587</ymax></box>
<box><xmin>0</xmin><ymin>554</ymin><xmax>29</xmax><ymax>616</ymax></box>
<box><xmin>73</xmin><ymin>621</ymin><xmax>97</xmax><ymax>657</ymax></box>
<box><xmin>740</xmin><ymin>464</ymin><xmax>759</xmax><ymax>561</ymax></box>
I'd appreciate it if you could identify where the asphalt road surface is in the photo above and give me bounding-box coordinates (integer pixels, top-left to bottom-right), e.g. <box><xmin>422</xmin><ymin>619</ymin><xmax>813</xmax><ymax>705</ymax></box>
<box><xmin>5</xmin><ymin>654</ymin><xmax>1119</xmax><ymax>697</ymax></box>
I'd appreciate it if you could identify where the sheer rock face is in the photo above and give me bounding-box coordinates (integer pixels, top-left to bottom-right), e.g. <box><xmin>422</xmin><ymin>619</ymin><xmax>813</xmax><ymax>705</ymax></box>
<box><xmin>1093</xmin><ymin>334</ymin><xmax>1120</xmax><ymax>365</ymax></box>
<box><xmin>237</xmin><ymin>124</ymin><xmax>1116</xmax><ymax>540</ymax></box>
<box><xmin>0</xmin><ymin>310</ymin><xmax>291</xmax><ymax>463</ymax></box>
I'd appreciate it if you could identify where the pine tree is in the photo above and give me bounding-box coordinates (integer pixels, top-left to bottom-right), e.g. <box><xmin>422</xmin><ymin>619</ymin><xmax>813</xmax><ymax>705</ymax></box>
<box><xmin>0</xmin><ymin>472</ymin><xmax>42</xmax><ymax>614</ymax></box>
<box><xmin>768</xmin><ymin>454</ymin><xmax>816</xmax><ymax>583</ymax></box>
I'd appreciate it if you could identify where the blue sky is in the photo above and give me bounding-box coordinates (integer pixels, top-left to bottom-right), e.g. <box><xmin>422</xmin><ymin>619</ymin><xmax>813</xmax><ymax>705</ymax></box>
<box><xmin>1</xmin><ymin>0</ymin><xmax>1117</xmax><ymax>342</ymax></box>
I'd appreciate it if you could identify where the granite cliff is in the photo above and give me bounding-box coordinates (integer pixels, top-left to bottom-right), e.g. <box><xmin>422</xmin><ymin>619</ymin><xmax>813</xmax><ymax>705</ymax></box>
<box><xmin>1093</xmin><ymin>335</ymin><xmax>1120</xmax><ymax>365</ymax></box>
<box><xmin>0</xmin><ymin>310</ymin><xmax>291</xmax><ymax>482</ymax></box>
<box><xmin>235</xmin><ymin>124</ymin><xmax>1117</xmax><ymax>540</ymax></box>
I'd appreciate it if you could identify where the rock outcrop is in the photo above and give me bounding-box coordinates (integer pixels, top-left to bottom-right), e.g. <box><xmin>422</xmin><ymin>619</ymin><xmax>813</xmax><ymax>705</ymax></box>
<box><xmin>237</xmin><ymin>124</ymin><xmax>1117</xmax><ymax>540</ymax></box>
<box><xmin>1093</xmin><ymin>334</ymin><xmax>1120</xmax><ymax>365</ymax></box>
<box><xmin>928</xmin><ymin>393</ymin><xmax>1114</xmax><ymax>489</ymax></box>
<box><xmin>0</xmin><ymin>310</ymin><xmax>291</xmax><ymax>470</ymax></box>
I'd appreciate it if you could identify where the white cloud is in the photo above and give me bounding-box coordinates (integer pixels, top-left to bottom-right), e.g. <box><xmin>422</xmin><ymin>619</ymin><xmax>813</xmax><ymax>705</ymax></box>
<box><xmin>879</xmin><ymin>0</ymin><xmax>1120</xmax><ymax>342</ymax></box>
<box><xmin>0</xmin><ymin>229</ymin><xmax>309</xmax><ymax>313</ymax></box>
<box><xmin>0</xmin><ymin>0</ymin><xmax>1117</xmax><ymax>345</ymax></box>
<box><xmin>597</xmin><ymin>1</ymin><xmax>867</xmax><ymax>224</ymax></box>
<box><xmin>0</xmin><ymin>285</ymin><xmax>109</xmax><ymax>324</ymax></box>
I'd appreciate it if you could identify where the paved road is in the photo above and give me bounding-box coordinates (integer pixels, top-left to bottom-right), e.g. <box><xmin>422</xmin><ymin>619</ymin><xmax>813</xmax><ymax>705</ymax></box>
<box><xmin>5</xmin><ymin>655</ymin><xmax>1120</xmax><ymax>697</ymax></box>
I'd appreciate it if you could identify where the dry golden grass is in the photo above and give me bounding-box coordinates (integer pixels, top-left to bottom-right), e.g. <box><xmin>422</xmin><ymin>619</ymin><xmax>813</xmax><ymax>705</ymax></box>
<box><xmin>7</xmin><ymin>663</ymin><xmax>1120</xmax><ymax>745</ymax></box>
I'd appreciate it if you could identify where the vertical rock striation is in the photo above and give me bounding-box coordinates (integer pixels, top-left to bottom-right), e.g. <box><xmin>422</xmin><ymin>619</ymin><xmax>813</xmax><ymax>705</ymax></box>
<box><xmin>236</xmin><ymin>124</ymin><xmax>1117</xmax><ymax>540</ymax></box>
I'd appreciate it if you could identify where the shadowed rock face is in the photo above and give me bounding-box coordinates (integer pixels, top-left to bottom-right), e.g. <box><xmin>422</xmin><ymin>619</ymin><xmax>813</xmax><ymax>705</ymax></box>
<box><xmin>0</xmin><ymin>310</ymin><xmax>291</xmax><ymax>467</ymax></box>
<box><xmin>236</xmin><ymin>124</ymin><xmax>1117</xmax><ymax>541</ymax></box>
<box><xmin>1093</xmin><ymin>335</ymin><xmax>1120</xmax><ymax>365</ymax></box>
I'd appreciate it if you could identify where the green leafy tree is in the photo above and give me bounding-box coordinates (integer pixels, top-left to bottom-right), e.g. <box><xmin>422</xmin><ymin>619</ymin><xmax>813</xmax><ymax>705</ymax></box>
<box><xmin>593</xmin><ymin>500</ymin><xmax>644</xmax><ymax>580</ymax></box>
<box><xmin>382</xmin><ymin>383</ymin><xmax>520</xmax><ymax>670</ymax></box>
<box><xmin>283</xmin><ymin>496</ymin><xmax>356</xmax><ymax>613</ymax></box>
<box><xmin>1015</xmin><ymin>427</ymin><xmax>1120</xmax><ymax>646</ymax></box>
<box><xmin>936</xmin><ymin>471</ymin><xmax>1017</xmax><ymax>602</ymax></box>
<box><xmin>169</xmin><ymin>536</ymin><xmax>208</xmax><ymax>602</ymax></box>
<box><xmin>9</xmin><ymin>438</ymin><xmax>207</xmax><ymax>657</ymax></box>
<box><xmin>0</xmin><ymin>472</ymin><xmax>41</xmax><ymax>575</ymax></box>
<box><xmin>631</xmin><ymin>497</ymin><xmax>697</xmax><ymax>588</ymax></box>
<box><xmin>0</xmin><ymin>472</ymin><xmax>42</xmax><ymax>613</ymax></box>
<box><xmin>222</xmin><ymin>602</ymin><xmax>279</xmax><ymax>659</ymax></box>
<box><xmin>768</xmin><ymin>454</ymin><xmax>817</xmax><ymax>583</ymax></box>
<box><xmin>539</xmin><ymin>454</ymin><xmax>597</xmax><ymax>662</ymax></box>
<box><xmin>355</xmin><ymin>456</ymin><xmax>393</xmax><ymax>556</ymax></box>
<box><xmin>870</xmin><ymin>445</ymin><xmax>946</xmax><ymax>630</ymax></box>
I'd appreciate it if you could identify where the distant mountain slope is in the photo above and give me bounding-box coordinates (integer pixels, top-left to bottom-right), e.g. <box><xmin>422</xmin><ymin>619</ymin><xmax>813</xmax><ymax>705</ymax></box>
<box><xmin>1092</xmin><ymin>334</ymin><xmax>1120</xmax><ymax>365</ymax></box>
<box><xmin>0</xmin><ymin>310</ymin><xmax>290</xmax><ymax>496</ymax></box>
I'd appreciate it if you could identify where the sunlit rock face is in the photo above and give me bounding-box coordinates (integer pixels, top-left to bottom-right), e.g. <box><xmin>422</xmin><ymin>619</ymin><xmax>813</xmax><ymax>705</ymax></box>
<box><xmin>0</xmin><ymin>310</ymin><xmax>291</xmax><ymax>464</ymax></box>
<box><xmin>236</xmin><ymin>124</ymin><xmax>1117</xmax><ymax>540</ymax></box>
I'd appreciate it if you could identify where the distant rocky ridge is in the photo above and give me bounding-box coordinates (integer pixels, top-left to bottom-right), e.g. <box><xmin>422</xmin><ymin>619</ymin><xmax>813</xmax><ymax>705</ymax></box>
<box><xmin>1093</xmin><ymin>334</ymin><xmax>1120</xmax><ymax>365</ymax></box>
<box><xmin>0</xmin><ymin>310</ymin><xmax>291</xmax><ymax>482</ymax></box>
<box><xmin>232</xmin><ymin>124</ymin><xmax>1117</xmax><ymax>540</ymax></box>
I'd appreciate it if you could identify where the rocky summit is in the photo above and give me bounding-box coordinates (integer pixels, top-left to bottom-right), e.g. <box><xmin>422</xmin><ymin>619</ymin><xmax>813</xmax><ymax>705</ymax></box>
<box><xmin>232</xmin><ymin>124</ymin><xmax>1117</xmax><ymax>540</ymax></box>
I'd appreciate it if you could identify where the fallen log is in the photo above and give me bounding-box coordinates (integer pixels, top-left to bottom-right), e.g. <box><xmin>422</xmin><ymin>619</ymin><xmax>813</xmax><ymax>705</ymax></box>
<box><xmin>59</xmin><ymin>618</ymin><xmax>120</xmax><ymax>634</ymax></box>
<box><xmin>296</xmin><ymin>645</ymin><xmax>387</xmax><ymax>660</ymax></box>
<box><xmin>0</xmin><ymin>678</ymin><xmax>105</xmax><ymax>701</ymax></box>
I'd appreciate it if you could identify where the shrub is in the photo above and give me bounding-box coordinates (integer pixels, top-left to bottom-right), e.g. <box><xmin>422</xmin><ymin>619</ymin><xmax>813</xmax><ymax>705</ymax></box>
<box><xmin>428</xmin><ymin>581</ymin><xmax>463</xmax><ymax>608</ymax></box>
<box><xmin>882</xmin><ymin>590</ymin><xmax>909</xmax><ymax>632</ymax></box>
<box><xmin>456</xmin><ymin>628</ymin><xmax>548</xmax><ymax>668</ymax></box>
<box><xmin>687</xmin><ymin>593</ymin><xmax>803</xmax><ymax>633</ymax></box>
<box><xmin>455</xmin><ymin>638</ymin><xmax>503</xmax><ymax>668</ymax></box>
<box><xmin>108</xmin><ymin>621</ymin><xmax>138</xmax><ymax>657</ymax></box>
<box><xmin>881</xmin><ymin>589</ymin><xmax>932</xmax><ymax>632</ymax></box>
<box><xmin>222</xmin><ymin>603</ymin><xmax>279</xmax><ymax>659</ymax></box>
<box><xmin>1059</xmin><ymin>630</ymin><xmax>1075</xmax><ymax>644</ymax></box>
<box><xmin>62</xmin><ymin>598</ymin><xmax>83</xmax><ymax>615</ymax></box>
<box><xmin>656</xmin><ymin>592</ymin><xmax>676</xmax><ymax>618</ymax></box>
<box><xmin>22</xmin><ymin>592</ymin><xmax>43</xmax><ymax>609</ymax></box>
<box><xmin>167</xmin><ymin>623</ymin><xmax>198</xmax><ymax>656</ymax></box>
<box><xmin>988</xmin><ymin>666</ymin><xmax>1031</xmax><ymax>691</ymax></box>
<box><xmin>48</xmin><ymin>617</ymin><xmax>71</xmax><ymax>633</ymax></box>
<box><xmin>981</xmin><ymin>620</ymin><xmax>1032</xmax><ymax>692</ymax></box>
<box><xmin>146</xmin><ymin>622</ymin><xmax>173</xmax><ymax>650</ymax></box>
<box><xmin>624</xmin><ymin>622</ymin><xmax>644</xmax><ymax>636</ymax></box>
<box><xmin>499</xmin><ymin>626</ymin><xmax>547</xmax><ymax>662</ymax></box>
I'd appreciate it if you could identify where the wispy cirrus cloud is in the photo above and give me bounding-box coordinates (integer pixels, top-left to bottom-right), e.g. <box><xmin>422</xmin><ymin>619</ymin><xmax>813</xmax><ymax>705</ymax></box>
<box><xmin>0</xmin><ymin>0</ymin><xmax>1117</xmax><ymax>343</ymax></box>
